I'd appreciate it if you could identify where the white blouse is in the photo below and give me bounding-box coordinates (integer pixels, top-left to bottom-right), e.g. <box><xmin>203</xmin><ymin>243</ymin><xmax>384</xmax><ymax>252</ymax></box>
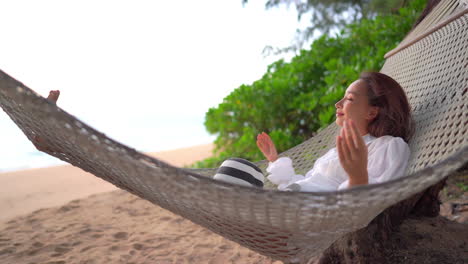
<box><xmin>266</xmin><ymin>135</ymin><xmax>410</xmax><ymax>192</ymax></box>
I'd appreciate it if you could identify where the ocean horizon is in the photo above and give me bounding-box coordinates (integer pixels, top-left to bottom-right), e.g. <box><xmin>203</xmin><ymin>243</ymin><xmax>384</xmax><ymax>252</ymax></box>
<box><xmin>0</xmin><ymin>109</ymin><xmax>215</xmax><ymax>173</ymax></box>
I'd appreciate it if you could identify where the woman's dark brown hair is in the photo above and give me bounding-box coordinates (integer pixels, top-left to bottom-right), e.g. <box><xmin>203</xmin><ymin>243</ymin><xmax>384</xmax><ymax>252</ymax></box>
<box><xmin>359</xmin><ymin>72</ymin><xmax>414</xmax><ymax>142</ymax></box>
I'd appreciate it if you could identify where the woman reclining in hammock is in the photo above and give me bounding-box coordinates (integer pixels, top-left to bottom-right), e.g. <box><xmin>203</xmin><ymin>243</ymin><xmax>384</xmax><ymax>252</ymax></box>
<box><xmin>256</xmin><ymin>71</ymin><xmax>413</xmax><ymax>191</ymax></box>
<box><xmin>36</xmin><ymin>72</ymin><xmax>413</xmax><ymax>192</ymax></box>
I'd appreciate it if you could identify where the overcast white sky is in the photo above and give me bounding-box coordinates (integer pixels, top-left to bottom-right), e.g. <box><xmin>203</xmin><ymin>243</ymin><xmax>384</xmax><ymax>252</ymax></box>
<box><xmin>0</xmin><ymin>0</ymin><xmax>310</xmax><ymax>170</ymax></box>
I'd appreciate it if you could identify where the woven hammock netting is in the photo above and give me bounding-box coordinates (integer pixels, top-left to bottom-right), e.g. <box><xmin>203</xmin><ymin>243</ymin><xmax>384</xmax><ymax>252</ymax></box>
<box><xmin>0</xmin><ymin>1</ymin><xmax>467</xmax><ymax>263</ymax></box>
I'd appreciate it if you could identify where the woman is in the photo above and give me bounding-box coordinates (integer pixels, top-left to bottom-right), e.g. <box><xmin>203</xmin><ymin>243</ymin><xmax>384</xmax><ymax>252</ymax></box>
<box><xmin>38</xmin><ymin>72</ymin><xmax>412</xmax><ymax>192</ymax></box>
<box><xmin>256</xmin><ymin>71</ymin><xmax>413</xmax><ymax>191</ymax></box>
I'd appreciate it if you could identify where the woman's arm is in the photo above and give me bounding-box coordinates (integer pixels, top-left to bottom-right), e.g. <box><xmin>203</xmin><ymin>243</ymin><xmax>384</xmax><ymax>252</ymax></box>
<box><xmin>336</xmin><ymin>119</ymin><xmax>411</xmax><ymax>189</ymax></box>
<box><xmin>336</xmin><ymin>119</ymin><xmax>369</xmax><ymax>187</ymax></box>
<box><xmin>257</xmin><ymin>132</ymin><xmax>305</xmax><ymax>190</ymax></box>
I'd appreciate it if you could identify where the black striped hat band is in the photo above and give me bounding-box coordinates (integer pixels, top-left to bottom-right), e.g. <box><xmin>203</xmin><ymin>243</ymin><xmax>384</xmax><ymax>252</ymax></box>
<box><xmin>214</xmin><ymin>158</ymin><xmax>264</xmax><ymax>188</ymax></box>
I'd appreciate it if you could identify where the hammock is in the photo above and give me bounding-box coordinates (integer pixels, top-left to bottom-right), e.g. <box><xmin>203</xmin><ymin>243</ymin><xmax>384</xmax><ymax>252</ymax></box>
<box><xmin>0</xmin><ymin>1</ymin><xmax>467</xmax><ymax>263</ymax></box>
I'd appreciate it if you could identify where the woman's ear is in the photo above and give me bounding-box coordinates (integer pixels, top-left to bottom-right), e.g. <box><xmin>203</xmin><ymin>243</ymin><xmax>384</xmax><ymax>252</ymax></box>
<box><xmin>367</xmin><ymin>106</ymin><xmax>379</xmax><ymax>121</ymax></box>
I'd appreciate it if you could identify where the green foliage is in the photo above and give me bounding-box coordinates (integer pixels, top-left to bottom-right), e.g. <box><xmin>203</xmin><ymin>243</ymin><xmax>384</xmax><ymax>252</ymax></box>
<box><xmin>246</xmin><ymin>0</ymin><xmax>415</xmax><ymax>53</ymax></box>
<box><xmin>455</xmin><ymin>183</ymin><xmax>468</xmax><ymax>192</ymax></box>
<box><xmin>194</xmin><ymin>0</ymin><xmax>426</xmax><ymax>168</ymax></box>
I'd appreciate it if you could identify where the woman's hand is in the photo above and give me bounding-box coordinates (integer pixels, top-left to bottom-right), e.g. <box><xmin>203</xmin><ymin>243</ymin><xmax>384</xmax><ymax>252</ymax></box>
<box><xmin>256</xmin><ymin>132</ymin><xmax>278</xmax><ymax>162</ymax></box>
<box><xmin>336</xmin><ymin>119</ymin><xmax>369</xmax><ymax>187</ymax></box>
<box><xmin>33</xmin><ymin>90</ymin><xmax>60</xmax><ymax>152</ymax></box>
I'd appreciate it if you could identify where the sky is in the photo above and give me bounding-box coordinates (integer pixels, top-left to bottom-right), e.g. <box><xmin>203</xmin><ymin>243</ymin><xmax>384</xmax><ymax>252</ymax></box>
<box><xmin>0</xmin><ymin>0</ymin><xmax>310</xmax><ymax>172</ymax></box>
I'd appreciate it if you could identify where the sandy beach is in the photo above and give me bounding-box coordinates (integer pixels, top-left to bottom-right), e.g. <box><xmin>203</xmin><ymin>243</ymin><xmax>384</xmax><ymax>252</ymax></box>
<box><xmin>0</xmin><ymin>143</ymin><xmax>276</xmax><ymax>263</ymax></box>
<box><xmin>0</xmin><ymin>143</ymin><xmax>466</xmax><ymax>263</ymax></box>
<box><xmin>0</xmin><ymin>144</ymin><xmax>215</xmax><ymax>223</ymax></box>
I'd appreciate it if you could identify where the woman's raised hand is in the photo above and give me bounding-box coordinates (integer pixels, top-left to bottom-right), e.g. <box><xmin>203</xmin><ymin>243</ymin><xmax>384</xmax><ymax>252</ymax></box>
<box><xmin>256</xmin><ymin>132</ymin><xmax>278</xmax><ymax>162</ymax></box>
<box><xmin>336</xmin><ymin>119</ymin><xmax>369</xmax><ymax>187</ymax></box>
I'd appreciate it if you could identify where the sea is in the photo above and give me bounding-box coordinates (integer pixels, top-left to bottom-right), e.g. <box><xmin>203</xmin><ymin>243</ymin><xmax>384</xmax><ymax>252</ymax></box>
<box><xmin>0</xmin><ymin>109</ymin><xmax>214</xmax><ymax>173</ymax></box>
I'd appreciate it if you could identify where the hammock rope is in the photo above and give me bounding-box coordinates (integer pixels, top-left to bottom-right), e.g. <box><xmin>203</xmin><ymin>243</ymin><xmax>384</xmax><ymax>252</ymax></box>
<box><xmin>0</xmin><ymin>1</ymin><xmax>467</xmax><ymax>263</ymax></box>
<box><xmin>385</xmin><ymin>0</ymin><xmax>468</xmax><ymax>58</ymax></box>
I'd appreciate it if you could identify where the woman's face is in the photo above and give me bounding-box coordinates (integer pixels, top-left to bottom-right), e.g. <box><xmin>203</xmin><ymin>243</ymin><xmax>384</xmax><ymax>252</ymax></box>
<box><xmin>335</xmin><ymin>80</ymin><xmax>378</xmax><ymax>135</ymax></box>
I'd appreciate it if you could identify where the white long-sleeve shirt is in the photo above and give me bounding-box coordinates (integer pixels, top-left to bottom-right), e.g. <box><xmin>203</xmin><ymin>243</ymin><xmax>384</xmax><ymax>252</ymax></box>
<box><xmin>266</xmin><ymin>134</ymin><xmax>410</xmax><ymax>192</ymax></box>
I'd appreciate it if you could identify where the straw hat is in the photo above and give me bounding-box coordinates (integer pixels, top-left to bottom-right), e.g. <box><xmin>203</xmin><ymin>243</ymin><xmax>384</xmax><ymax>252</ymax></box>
<box><xmin>214</xmin><ymin>158</ymin><xmax>264</xmax><ymax>188</ymax></box>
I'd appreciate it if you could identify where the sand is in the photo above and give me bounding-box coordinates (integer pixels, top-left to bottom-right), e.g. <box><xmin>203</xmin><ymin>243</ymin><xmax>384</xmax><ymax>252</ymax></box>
<box><xmin>0</xmin><ymin>189</ymin><xmax>276</xmax><ymax>264</ymax></box>
<box><xmin>0</xmin><ymin>144</ymin><xmax>276</xmax><ymax>263</ymax></box>
<box><xmin>0</xmin><ymin>144</ymin><xmax>214</xmax><ymax>223</ymax></box>
<box><xmin>0</xmin><ymin>143</ymin><xmax>466</xmax><ymax>263</ymax></box>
